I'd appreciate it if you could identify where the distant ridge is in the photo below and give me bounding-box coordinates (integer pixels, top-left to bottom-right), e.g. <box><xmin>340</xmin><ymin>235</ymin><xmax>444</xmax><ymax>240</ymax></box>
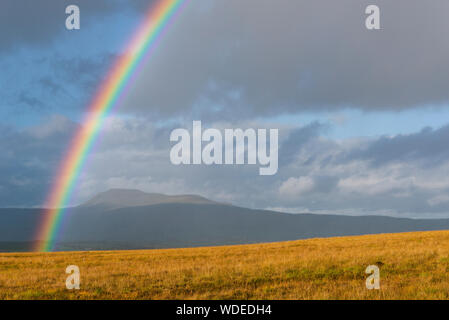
<box><xmin>79</xmin><ymin>188</ymin><xmax>216</xmax><ymax>209</ymax></box>
<box><xmin>3</xmin><ymin>188</ymin><xmax>449</xmax><ymax>252</ymax></box>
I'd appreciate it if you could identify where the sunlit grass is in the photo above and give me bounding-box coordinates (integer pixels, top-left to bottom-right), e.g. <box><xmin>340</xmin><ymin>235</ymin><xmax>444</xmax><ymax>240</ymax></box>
<box><xmin>1</xmin><ymin>230</ymin><xmax>449</xmax><ymax>299</ymax></box>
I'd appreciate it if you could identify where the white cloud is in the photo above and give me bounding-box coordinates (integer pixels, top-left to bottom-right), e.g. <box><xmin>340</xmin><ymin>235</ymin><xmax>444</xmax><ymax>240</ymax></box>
<box><xmin>428</xmin><ymin>194</ymin><xmax>449</xmax><ymax>207</ymax></box>
<box><xmin>4</xmin><ymin>114</ymin><xmax>449</xmax><ymax>218</ymax></box>
<box><xmin>279</xmin><ymin>177</ymin><xmax>315</xmax><ymax>197</ymax></box>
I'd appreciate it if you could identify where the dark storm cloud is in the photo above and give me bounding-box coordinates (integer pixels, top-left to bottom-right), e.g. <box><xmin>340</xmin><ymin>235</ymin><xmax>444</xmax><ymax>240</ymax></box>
<box><xmin>0</xmin><ymin>0</ymin><xmax>125</xmax><ymax>52</ymax></box>
<box><xmin>120</xmin><ymin>0</ymin><xmax>449</xmax><ymax>119</ymax></box>
<box><xmin>0</xmin><ymin>116</ymin><xmax>76</xmax><ymax>206</ymax></box>
<box><xmin>4</xmin><ymin>0</ymin><xmax>448</xmax><ymax>118</ymax></box>
<box><xmin>343</xmin><ymin>125</ymin><xmax>449</xmax><ymax>167</ymax></box>
<box><xmin>278</xmin><ymin>122</ymin><xmax>324</xmax><ymax>167</ymax></box>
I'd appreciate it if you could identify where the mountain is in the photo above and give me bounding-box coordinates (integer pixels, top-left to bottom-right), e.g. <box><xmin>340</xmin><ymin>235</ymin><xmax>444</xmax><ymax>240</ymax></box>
<box><xmin>1</xmin><ymin>189</ymin><xmax>449</xmax><ymax>252</ymax></box>
<box><xmin>80</xmin><ymin>188</ymin><xmax>216</xmax><ymax>209</ymax></box>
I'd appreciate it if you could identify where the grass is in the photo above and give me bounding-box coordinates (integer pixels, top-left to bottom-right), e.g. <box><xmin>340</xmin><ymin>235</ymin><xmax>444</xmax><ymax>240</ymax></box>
<box><xmin>2</xmin><ymin>230</ymin><xmax>449</xmax><ymax>299</ymax></box>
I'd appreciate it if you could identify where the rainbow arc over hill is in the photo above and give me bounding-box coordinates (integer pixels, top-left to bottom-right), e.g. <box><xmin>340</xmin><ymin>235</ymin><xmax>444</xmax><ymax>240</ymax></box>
<box><xmin>34</xmin><ymin>0</ymin><xmax>188</xmax><ymax>252</ymax></box>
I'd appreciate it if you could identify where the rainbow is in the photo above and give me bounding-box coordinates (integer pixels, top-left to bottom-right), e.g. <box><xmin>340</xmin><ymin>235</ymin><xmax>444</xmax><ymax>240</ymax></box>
<box><xmin>34</xmin><ymin>0</ymin><xmax>188</xmax><ymax>252</ymax></box>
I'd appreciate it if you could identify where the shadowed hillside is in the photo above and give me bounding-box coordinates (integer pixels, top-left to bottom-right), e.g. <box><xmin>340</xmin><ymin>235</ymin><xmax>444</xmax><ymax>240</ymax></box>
<box><xmin>2</xmin><ymin>189</ymin><xmax>449</xmax><ymax>252</ymax></box>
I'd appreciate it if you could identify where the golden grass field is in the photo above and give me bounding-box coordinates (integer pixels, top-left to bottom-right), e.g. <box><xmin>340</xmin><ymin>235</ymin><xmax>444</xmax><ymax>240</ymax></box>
<box><xmin>2</xmin><ymin>230</ymin><xmax>449</xmax><ymax>299</ymax></box>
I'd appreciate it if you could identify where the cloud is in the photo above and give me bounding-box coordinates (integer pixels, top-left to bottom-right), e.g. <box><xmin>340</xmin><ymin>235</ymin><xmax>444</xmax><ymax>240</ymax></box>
<box><xmin>62</xmin><ymin>117</ymin><xmax>449</xmax><ymax>218</ymax></box>
<box><xmin>3</xmin><ymin>114</ymin><xmax>449</xmax><ymax>218</ymax></box>
<box><xmin>0</xmin><ymin>115</ymin><xmax>76</xmax><ymax>206</ymax></box>
<box><xmin>120</xmin><ymin>0</ymin><xmax>449</xmax><ymax>119</ymax></box>
<box><xmin>0</xmin><ymin>0</ymin><xmax>125</xmax><ymax>52</ymax></box>
<box><xmin>4</xmin><ymin>0</ymin><xmax>449</xmax><ymax>121</ymax></box>
<box><xmin>2</xmin><ymin>0</ymin><xmax>449</xmax><ymax>216</ymax></box>
<box><xmin>428</xmin><ymin>195</ymin><xmax>449</xmax><ymax>207</ymax></box>
<box><xmin>279</xmin><ymin>177</ymin><xmax>315</xmax><ymax>197</ymax></box>
<box><xmin>0</xmin><ymin>52</ymin><xmax>117</xmax><ymax>118</ymax></box>
<box><xmin>278</xmin><ymin>122</ymin><xmax>325</xmax><ymax>167</ymax></box>
<box><xmin>17</xmin><ymin>92</ymin><xmax>44</xmax><ymax>110</ymax></box>
<box><xmin>342</xmin><ymin>125</ymin><xmax>449</xmax><ymax>167</ymax></box>
<box><xmin>273</xmin><ymin>124</ymin><xmax>449</xmax><ymax>217</ymax></box>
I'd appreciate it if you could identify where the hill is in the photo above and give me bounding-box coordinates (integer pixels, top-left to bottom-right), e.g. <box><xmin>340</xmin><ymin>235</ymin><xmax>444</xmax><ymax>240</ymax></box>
<box><xmin>80</xmin><ymin>188</ymin><xmax>216</xmax><ymax>209</ymax></box>
<box><xmin>3</xmin><ymin>189</ymin><xmax>449</xmax><ymax>251</ymax></box>
<box><xmin>1</xmin><ymin>230</ymin><xmax>449</xmax><ymax>299</ymax></box>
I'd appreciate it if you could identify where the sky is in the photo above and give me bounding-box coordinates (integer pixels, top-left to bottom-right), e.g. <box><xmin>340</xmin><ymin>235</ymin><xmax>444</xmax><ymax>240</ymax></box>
<box><xmin>1</xmin><ymin>0</ymin><xmax>449</xmax><ymax>218</ymax></box>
